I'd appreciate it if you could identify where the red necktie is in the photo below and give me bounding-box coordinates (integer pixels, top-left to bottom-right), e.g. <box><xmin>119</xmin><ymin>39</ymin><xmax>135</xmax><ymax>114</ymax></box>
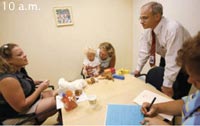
<box><xmin>149</xmin><ymin>30</ymin><xmax>156</xmax><ymax>67</ymax></box>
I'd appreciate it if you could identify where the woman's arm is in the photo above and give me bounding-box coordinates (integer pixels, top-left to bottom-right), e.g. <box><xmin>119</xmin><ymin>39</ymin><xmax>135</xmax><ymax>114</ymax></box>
<box><xmin>109</xmin><ymin>55</ymin><xmax>116</xmax><ymax>68</ymax></box>
<box><xmin>141</xmin><ymin>100</ymin><xmax>184</xmax><ymax>117</ymax></box>
<box><xmin>96</xmin><ymin>65</ymin><xmax>101</xmax><ymax>75</ymax></box>
<box><xmin>156</xmin><ymin>100</ymin><xmax>184</xmax><ymax>116</ymax></box>
<box><xmin>0</xmin><ymin>77</ymin><xmax>49</xmax><ymax>112</ymax></box>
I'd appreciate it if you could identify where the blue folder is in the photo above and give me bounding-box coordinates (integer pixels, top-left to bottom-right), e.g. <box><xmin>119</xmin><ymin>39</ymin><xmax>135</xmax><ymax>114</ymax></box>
<box><xmin>105</xmin><ymin>104</ymin><xmax>144</xmax><ymax>126</ymax></box>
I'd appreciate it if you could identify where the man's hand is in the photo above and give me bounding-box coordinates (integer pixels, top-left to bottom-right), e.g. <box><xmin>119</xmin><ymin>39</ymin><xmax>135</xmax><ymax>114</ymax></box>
<box><xmin>133</xmin><ymin>70</ymin><xmax>141</xmax><ymax>77</ymax></box>
<box><xmin>161</xmin><ymin>86</ymin><xmax>174</xmax><ymax>98</ymax></box>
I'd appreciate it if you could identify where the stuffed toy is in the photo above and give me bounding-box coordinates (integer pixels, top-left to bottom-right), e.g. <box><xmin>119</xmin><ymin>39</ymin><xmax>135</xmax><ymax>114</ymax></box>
<box><xmin>98</xmin><ymin>71</ymin><xmax>114</xmax><ymax>81</ymax></box>
<box><xmin>58</xmin><ymin>78</ymin><xmax>87</xmax><ymax>93</ymax></box>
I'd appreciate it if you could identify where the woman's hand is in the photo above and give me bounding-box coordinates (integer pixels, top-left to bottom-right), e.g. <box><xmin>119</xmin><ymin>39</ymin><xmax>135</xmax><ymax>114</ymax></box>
<box><xmin>140</xmin><ymin>117</ymin><xmax>170</xmax><ymax>125</ymax></box>
<box><xmin>41</xmin><ymin>90</ymin><xmax>57</xmax><ymax>98</ymax></box>
<box><xmin>38</xmin><ymin>80</ymin><xmax>50</xmax><ymax>91</ymax></box>
<box><xmin>141</xmin><ymin>102</ymin><xmax>158</xmax><ymax>117</ymax></box>
<box><xmin>34</xmin><ymin>80</ymin><xmax>43</xmax><ymax>85</ymax></box>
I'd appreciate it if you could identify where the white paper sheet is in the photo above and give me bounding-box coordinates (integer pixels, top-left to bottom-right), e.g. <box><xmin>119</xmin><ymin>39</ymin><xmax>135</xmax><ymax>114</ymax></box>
<box><xmin>133</xmin><ymin>90</ymin><xmax>174</xmax><ymax>121</ymax></box>
<box><xmin>56</xmin><ymin>95</ymin><xmax>64</xmax><ymax>110</ymax></box>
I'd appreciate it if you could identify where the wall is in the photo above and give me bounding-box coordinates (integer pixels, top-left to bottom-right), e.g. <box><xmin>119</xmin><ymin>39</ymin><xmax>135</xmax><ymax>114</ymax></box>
<box><xmin>132</xmin><ymin>0</ymin><xmax>200</xmax><ymax>73</ymax></box>
<box><xmin>0</xmin><ymin>0</ymin><xmax>133</xmax><ymax>85</ymax></box>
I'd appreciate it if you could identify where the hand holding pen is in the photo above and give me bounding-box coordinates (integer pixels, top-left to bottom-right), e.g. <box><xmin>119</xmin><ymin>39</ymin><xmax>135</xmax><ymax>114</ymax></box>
<box><xmin>147</xmin><ymin>97</ymin><xmax>156</xmax><ymax>112</ymax></box>
<box><xmin>141</xmin><ymin>97</ymin><xmax>157</xmax><ymax>117</ymax></box>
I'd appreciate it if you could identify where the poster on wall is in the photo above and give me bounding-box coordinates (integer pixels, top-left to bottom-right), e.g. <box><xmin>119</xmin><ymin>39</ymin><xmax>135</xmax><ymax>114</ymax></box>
<box><xmin>54</xmin><ymin>6</ymin><xmax>73</xmax><ymax>26</ymax></box>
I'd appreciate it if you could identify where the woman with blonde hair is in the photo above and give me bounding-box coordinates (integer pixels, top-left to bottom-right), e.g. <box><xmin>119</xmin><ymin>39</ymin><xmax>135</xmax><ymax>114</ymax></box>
<box><xmin>97</xmin><ymin>42</ymin><xmax>116</xmax><ymax>73</ymax></box>
<box><xmin>0</xmin><ymin>56</ymin><xmax>15</xmax><ymax>74</ymax></box>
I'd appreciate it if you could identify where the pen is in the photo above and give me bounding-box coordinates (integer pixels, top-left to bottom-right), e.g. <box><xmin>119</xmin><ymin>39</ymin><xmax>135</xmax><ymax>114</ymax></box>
<box><xmin>147</xmin><ymin>97</ymin><xmax>156</xmax><ymax>112</ymax></box>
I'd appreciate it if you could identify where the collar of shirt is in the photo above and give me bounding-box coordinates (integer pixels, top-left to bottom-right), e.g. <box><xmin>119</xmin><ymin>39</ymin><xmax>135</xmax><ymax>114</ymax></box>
<box><xmin>153</xmin><ymin>16</ymin><xmax>166</xmax><ymax>37</ymax></box>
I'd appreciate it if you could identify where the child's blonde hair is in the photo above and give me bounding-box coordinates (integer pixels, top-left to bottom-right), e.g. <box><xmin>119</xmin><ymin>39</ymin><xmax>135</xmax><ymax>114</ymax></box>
<box><xmin>84</xmin><ymin>47</ymin><xmax>96</xmax><ymax>55</ymax></box>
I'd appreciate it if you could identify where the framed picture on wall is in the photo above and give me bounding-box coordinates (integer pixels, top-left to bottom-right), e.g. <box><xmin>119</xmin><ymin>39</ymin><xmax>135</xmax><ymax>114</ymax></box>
<box><xmin>54</xmin><ymin>6</ymin><xmax>73</xmax><ymax>26</ymax></box>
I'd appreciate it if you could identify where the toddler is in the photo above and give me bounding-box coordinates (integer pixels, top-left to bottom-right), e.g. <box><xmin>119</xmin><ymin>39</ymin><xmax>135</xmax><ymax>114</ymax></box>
<box><xmin>82</xmin><ymin>48</ymin><xmax>100</xmax><ymax>78</ymax></box>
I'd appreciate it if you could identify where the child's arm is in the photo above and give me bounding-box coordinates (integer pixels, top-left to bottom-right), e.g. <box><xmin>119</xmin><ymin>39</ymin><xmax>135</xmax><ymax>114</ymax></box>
<box><xmin>82</xmin><ymin>65</ymin><xmax>88</xmax><ymax>77</ymax></box>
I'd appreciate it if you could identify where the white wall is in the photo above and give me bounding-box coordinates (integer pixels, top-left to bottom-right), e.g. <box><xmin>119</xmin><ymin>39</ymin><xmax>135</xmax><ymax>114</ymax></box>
<box><xmin>0</xmin><ymin>0</ymin><xmax>133</xmax><ymax>85</ymax></box>
<box><xmin>1</xmin><ymin>0</ymin><xmax>198</xmax><ymax>85</ymax></box>
<box><xmin>132</xmin><ymin>0</ymin><xmax>200</xmax><ymax>73</ymax></box>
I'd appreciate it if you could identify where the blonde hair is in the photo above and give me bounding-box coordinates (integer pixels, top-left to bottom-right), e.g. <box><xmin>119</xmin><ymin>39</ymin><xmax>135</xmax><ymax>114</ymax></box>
<box><xmin>0</xmin><ymin>56</ymin><xmax>16</xmax><ymax>74</ymax></box>
<box><xmin>84</xmin><ymin>47</ymin><xmax>96</xmax><ymax>55</ymax></box>
<box><xmin>99</xmin><ymin>42</ymin><xmax>115</xmax><ymax>57</ymax></box>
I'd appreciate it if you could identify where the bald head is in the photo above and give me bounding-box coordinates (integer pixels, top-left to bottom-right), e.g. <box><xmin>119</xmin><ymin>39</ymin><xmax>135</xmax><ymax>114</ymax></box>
<box><xmin>139</xmin><ymin>2</ymin><xmax>163</xmax><ymax>29</ymax></box>
<box><xmin>142</xmin><ymin>2</ymin><xmax>163</xmax><ymax>16</ymax></box>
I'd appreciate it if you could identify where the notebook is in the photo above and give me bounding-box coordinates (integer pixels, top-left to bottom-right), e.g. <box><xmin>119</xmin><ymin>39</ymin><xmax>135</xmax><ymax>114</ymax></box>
<box><xmin>105</xmin><ymin>104</ymin><xmax>144</xmax><ymax>125</ymax></box>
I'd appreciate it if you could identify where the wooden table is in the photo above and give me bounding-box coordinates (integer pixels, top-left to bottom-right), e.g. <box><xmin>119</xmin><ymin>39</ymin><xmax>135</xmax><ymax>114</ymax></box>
<box><xmin>61</xmin><ymin>74</ymin><xmax>168</xmax><ymax>126</ymax></box>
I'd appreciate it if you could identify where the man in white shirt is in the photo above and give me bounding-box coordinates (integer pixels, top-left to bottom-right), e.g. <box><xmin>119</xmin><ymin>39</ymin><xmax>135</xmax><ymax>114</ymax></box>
<box><xmin>134</xmin><ymin>1</ymin><xmax>191</xmax><ymax>99</ymax></box>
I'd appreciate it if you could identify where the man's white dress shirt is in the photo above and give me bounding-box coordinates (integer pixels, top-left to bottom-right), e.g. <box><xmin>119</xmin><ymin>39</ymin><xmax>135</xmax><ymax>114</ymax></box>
<box><xmin>136</xmin><ymin>17</ymin><xmax>191</xmax><ymax>88</ymax></box>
